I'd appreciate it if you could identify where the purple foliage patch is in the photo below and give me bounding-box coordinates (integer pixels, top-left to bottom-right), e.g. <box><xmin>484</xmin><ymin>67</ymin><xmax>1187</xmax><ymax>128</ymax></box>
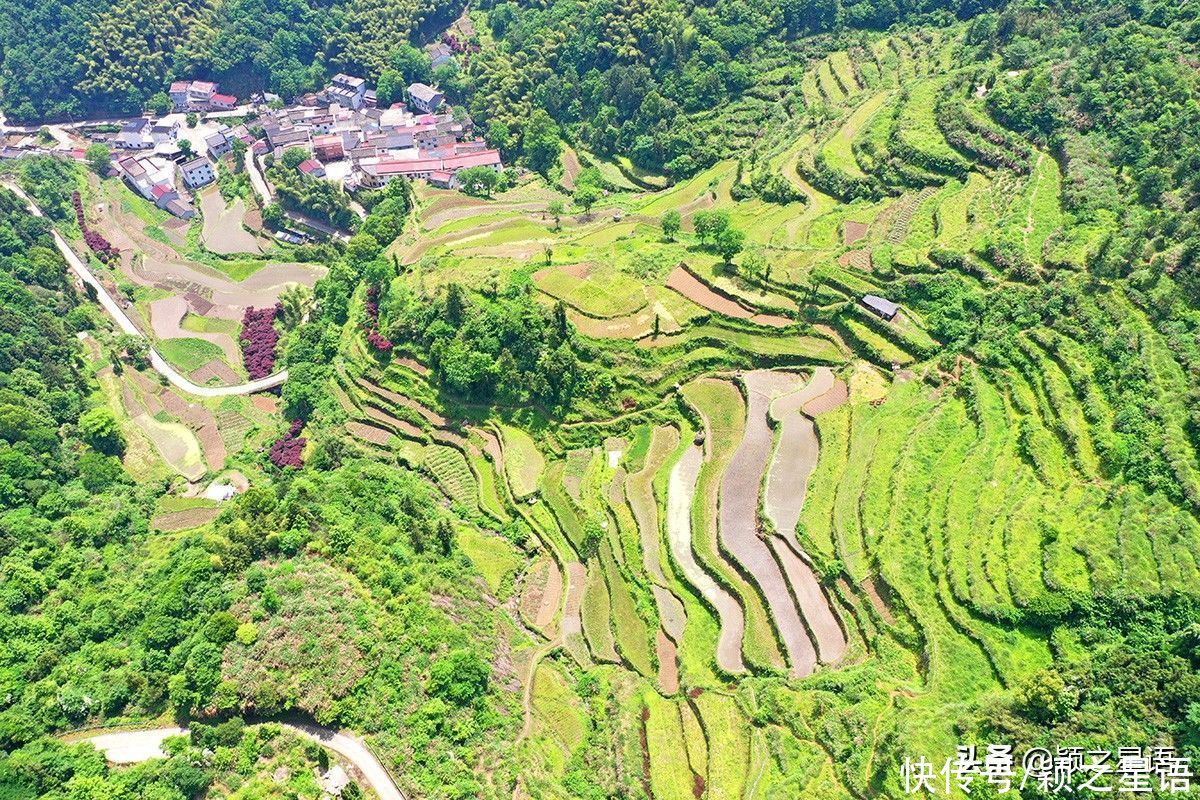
<box><xmin>240</xmin><ymin>303</ymin><xmax>282</xmax><ymax>379</ymax></box>
<box><xmin>72</xmin><ymin>191</ymin><xmax>119</xmax><ymax>263</ymax></box>
<box><xmin>269</xmin><ymin>418</ymin><xmax>306</xmax><ymax>469</ymax></box>
<box><xmin>363</xmin><ymin>285</ymin><xmax>393</xmax><ymax>352</ymax></box>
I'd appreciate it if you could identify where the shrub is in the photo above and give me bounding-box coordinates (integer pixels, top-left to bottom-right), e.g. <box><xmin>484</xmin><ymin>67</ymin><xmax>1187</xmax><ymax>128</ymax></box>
<box><xmin>268</xmin><ymin>418</ymin><xmax>306</xmax><ymax>469</ymax></box>
<box><xmin>71</xmin><ymin>192</ymin><xmax>118</xmax><ymax>263</ymax></box>
<box><xmin>239</xmin><ymin>304</ymin><xmax>282</xmax><ymax>379</ymax></box>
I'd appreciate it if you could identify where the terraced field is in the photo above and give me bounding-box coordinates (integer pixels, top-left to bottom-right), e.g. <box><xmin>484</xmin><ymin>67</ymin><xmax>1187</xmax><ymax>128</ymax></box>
<box><xmin>275</xmin><ymin>20</ymin><xmax>1186</xmax><ymax>800</ymax></box>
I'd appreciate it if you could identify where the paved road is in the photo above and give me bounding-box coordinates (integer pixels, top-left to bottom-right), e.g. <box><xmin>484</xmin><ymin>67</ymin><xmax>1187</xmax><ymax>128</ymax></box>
<box><xmin>81</xmin><ymin>723</ymin><xmax>405</xmax><ymax>800</ymax></box>
<box><xmin>4</xmin><ymin>182</ymin><xmax>287</xmax><ymax>397</ymax></box>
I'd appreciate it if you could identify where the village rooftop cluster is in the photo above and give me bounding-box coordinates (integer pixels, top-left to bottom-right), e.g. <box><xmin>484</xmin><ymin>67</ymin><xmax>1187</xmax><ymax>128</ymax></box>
<box><xmin>1</xmin><ymin>71</ymin><xmax>502</xmax><ymax>224</ymax></box>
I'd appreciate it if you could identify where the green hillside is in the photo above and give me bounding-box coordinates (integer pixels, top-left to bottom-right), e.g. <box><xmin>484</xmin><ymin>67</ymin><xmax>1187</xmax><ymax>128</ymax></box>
<box><xmin>2</xmin><ymin>1</ymin><xmax>1200</xmax><ymax>799</ymax></box>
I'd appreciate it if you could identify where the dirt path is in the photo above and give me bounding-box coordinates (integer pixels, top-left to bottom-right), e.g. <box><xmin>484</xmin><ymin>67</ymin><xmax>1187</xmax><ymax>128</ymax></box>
<box><xmin>727</xmin><ymin>372</ymin><xmax>818</xmax><ymax>677</ymax></box>
<box><xmin>79</xmin><ymin>723</ymin><xmax>406</xmax><ymax>800</ymax></box>
<box><xmin>667</xmin><ymin>443</ymin><xmax>746</xmax><ymax>674</ymax></box>
<box><xmin>5</xmin><ymin>183</ymin><xmax>288</xmax><ymax>397</ymax></box>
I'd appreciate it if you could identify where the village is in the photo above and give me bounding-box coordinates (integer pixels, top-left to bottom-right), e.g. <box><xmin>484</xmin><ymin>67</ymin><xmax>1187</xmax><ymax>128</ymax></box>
<box><xmin>0</xmin><ymin>69</ymin><xmax>502</xmax><ymax>236</ymax></box>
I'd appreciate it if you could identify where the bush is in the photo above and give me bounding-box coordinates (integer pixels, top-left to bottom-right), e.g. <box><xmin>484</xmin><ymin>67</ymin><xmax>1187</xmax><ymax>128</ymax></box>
<box><xmin>239</xmin><ymin>304</ymin><xmax>282</xmax><ymax>379</ymax></box>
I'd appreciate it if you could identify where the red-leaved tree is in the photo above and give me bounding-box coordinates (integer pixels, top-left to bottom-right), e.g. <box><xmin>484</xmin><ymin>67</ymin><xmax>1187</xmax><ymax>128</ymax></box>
<box><xmin>269</xmin><ymin>418</ymin><xmax>305</xmax><ymax>468</ymax></box>
<box><xmin>240</xmin><ymin>303</ymin><xmax>282</xmax><ymax>379</ymax></box>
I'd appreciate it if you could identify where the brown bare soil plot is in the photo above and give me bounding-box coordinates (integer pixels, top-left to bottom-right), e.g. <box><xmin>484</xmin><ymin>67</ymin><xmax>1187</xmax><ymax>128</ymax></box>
<box><xmin>843</xmin><ymin>220</ymin><xmax>870</xmax><ymax>246</ymax></box>
<box><xmin>197</xmin><ymin>424</ymin><xmax>226</xmax><ymax>471</ymax></box>
<box><xmin>861</xmin><ymin>576</ymin><xmax>897</xmax><ymax>625</ymax></box>
<box><xmin>664</xmin><ymin>266</ymin><xmax>791</xmax><ymax>328</ymax></box>
<box><xmin>355</xmin><ymin>376</ymin><xmax>446</xmax><ymax>427</ymax></box>
<box><xmin>725</xmin><ymin>372</ymin><xmax>818</xmax><ymax>677</ymax></box>
<box><xmin>395</xmin><ymin>357</ymin><xmax>430</xmax><ymax>376</ymax></box>
<box><xmin>191</xmin><ymin>359</ymin><xmax>241</xmax><ymax>386</ymax></box>
<box><xmin>653</xmin><ymin>586</ymin><xmax>687</xmax><ymax>643</ymax></box>
<box><xmin>838</xmin><ymin>249</ymin><xmax>873</xmax><ymax>271</ymax></box>
<box><xmin>802</xmin><ymin>379</ymin><xmax>849</xmax><ymax>417</ymax></box>
<box><xmin>345</xmin><ymin>420</ymin><xmax>393</xmax><ymax>446</ymax></box>
<box><xmin>152</xmin><ymin>506</ymin><xmax>221</xmax><ymax>531</ymax></box>
<box><xmin>657</xmin><ymin>629</ymin><xmax>679</xmax><ymax>694</ymax></box>
<box><xmin>252</xmin><ymin>394</ymin><xmax>279</xmax><ymax>413</ymax></box>
<box><xmin>363</xmin><ymin>405</ymin><xmax>424</xmax><ymax>439</ymax></box>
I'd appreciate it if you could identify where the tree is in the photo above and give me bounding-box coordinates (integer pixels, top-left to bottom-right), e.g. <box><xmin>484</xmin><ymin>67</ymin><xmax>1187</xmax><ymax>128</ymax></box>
<box><xmin>740</xmin><ymin>246</ymin><xmax>768</xmax><ymax>279</ymax></box>
<box><xmin>714</xmin><ymin>225</ymin><xmax>746</xmax><ymax>264</ymax></box>
<box><xmin>389</xmin><ymin>44</ymin><xmax>432</xmax><ymax>85</ymax></box>
<box><xmin>573</xmin><ymin>183</ymin><xmax>601</xmax><ymax>213</ymax></box>
<box><xmin>456</xmin><ymin>166</ymin><xmax>501</xmax><ymax>198</ymax></box>
<box><xmin>262</xmin><ymin>203</ymin><xmax>284</xmax><ymax>229</ymax></box>
<box><xmin>376</xmin><ymin>69</ymin><xmax>404</xmax><ymax>107</ymax></box>
<box><xmin>178</xmin><ymin>140</ymin><xmax>193</xmax><ymax>158</ymax></box>
<box><xmin>78</xmin><ymin>407</ymin><xmax>125</xmax><ymax>456</ymax></box>
<box><xmin>229</xmin><ymin>137</ymin><xmax>247</xmax><ymax>172</ymax></box>
<box><xmin>661</xmin><ymin>209</ymin><xmax>681</xmax><ymax>241</ymax></box>
<box><xmin>281</xmin><ymin>147</ymin><xmax>308</xmax><ymax>170</ymax></box>
<box><xmin>693</xmin><ymin>210</ymin><xmax>729</xmax><ymax>244</ymax></box>
<box><xmin>279</xmin><ymin>284</ymin><xmax>314</xmax><ymax>329</ymax></box>
<box><xmin>522</xmin><ymin>110</ymin><xmax>561</xmax><ymax>175</ymax></box>
<box><xmin>145</xmin><ymin>92</ymin><xmax>171</xmax><ymax>115</ymax></box>
<box><xmin>486</xmin><ymin>120</ymin><xmax>514</xmax><ymax>155</ymax></box>
<box><xmin>548</xmin><ymin>199</ymin><xmax>565</xmax><ymax>230</ymax></box>
<box><xmin>428</xmin><ymin>649</ymin><xmax>490</xmax><ymax>706</ymax></box>
<box><xmin>85</xmin><ymin>144</ymin><xmax>111</xmax><ymax>177</ymax></box>
<box><xmin>185</xmin><ymin>113</ymin><xmax>198</xmax><ymax>128</ymax></box>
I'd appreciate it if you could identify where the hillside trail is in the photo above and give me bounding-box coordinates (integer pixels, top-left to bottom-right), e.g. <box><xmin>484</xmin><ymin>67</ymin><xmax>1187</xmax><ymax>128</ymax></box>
<box><xmin>4</xmin><ymin>182</ymin><xmax>288</xmax><ymax>397</ymax></box>
<box><xmin>76</xmin><ymin>722</ymin><xmax>405</xmax><ymax>800</ymax></box>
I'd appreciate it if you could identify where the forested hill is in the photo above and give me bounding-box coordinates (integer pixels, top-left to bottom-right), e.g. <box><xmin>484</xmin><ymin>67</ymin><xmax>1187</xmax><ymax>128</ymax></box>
<box><xmin>1</xmin><ymin>0</ymin><xmax>1005</xmax><ymax>124</ymax></box>
<box><xmin>0</xmin><ymin>0</ymin><xmax>468</xmax><ymax>121</ymax></box>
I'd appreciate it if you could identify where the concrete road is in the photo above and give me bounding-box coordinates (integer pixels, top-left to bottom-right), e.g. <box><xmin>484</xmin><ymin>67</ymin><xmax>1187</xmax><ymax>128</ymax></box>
<box><xmin>4</xmin><ymin>182</ymin><xmax>288</xmax><ymax>397</ymax></box>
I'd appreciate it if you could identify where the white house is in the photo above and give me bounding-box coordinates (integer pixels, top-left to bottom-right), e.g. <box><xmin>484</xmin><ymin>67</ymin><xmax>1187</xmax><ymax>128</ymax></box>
<box><xmin>181</xmin><ymin>157</ymin><xmax>216</xmax><ymax>189</ymax></box>
<box><xmin>407</xmin><ymin>83</ymin><xmax>445</xmax><ymax>114</ymax></box>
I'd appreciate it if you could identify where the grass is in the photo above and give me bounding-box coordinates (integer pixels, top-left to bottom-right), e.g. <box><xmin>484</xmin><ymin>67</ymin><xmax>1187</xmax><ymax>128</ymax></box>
<box><xmin>581</xmin><ymin>556</ymin><xmax>621</xmax><ymax>662</ymax></box>
<box><xmin>202</xmin><ymin>257</ymin><xmax>270</xmax><ymax>281</ymax></box>
<box><xmin>602</xmin><ymin>545</ymin><xmax>655</xmax><ymax>678</ymax></box>
<box><xmin>828</xmin><ymin>52</ymin><xmax>860</xmax><ymax>95</ymax></box>
<box><xmin>893</xmin><ymin>77</ymin><xmax>971</xmax><ymax>174</ymax></box>
<box><xmin>423</xmin><ymin>444</ymin><xmax>478</xmax><ymax>508</ymax></box>
<box><xmin>456</xmin><ymin>526</ymin><xmax>522</xmax><ymax>597</ymax></box>
<box><xmin>659</xmin><ymin>325</ymin><xmax>842</xmax><ymax>362</ymax></box>
<box><xmin>694</xmin><ymin>692</ymin><xmax>750</xmax><ymax>800</ymax></box>
<box><xmin>180</xmin><ymin>313</ymin><xmax>241</xmax><ymax>335</ymax></box>
<box><xmin>643</xmin><ymin>693</ymin><xmax>696</xmax><ymax>800</ymax></box>
<box><xmin>821</xmin><ymin>92</ymin><xmax>890</xmax><ymax>180</ymax></box>
<box><xmin>529</xmin><ymin>661</ymin><xmax>588</xmax><ymax>774</ymax></box>
<box><xmin>534</xmin><ymin>264</ymin><xmax>648</xmax><ymax>318</ymax></box>
<box><xmin>156</xmin><ymin>337</ymin><xmax>227</xmax><ymax>373</ymax></box>
<box><xmin>500</xmin><ymin>424</ymin><xmax>544</xmax><ymax>499</ymax></box>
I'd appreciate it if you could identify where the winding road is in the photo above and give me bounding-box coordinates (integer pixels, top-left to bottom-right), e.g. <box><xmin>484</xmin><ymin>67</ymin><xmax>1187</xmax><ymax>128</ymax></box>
<box><xmin>4</xmin><ymin>182</ymin><xmax>287</xmax><ymax>397</ymax></box>
<box><xmin>79</xmin><ymin>723</ymin><xmax>405</xmax><ymax>800</ymax></box>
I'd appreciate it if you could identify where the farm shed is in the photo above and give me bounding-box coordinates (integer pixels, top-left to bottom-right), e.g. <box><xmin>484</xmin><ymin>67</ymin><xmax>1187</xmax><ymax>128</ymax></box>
<box><xmin>861</xmin><ymin>294</ymin><xmax>899</xmax><ymax>321</ymax></box>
